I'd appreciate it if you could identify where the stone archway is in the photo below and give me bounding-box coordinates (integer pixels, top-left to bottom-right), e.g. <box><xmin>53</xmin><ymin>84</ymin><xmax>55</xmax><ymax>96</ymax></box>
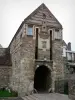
<box><xmin>34</xmin><ymin>65</ymin><xmax>51</xmax><ymax>92</ymax></box>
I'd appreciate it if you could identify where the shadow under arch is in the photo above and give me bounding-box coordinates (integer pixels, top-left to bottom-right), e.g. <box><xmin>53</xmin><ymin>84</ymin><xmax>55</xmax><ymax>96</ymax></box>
<box><xmin>34</xmin><ymin>65</ymin><xmax>51</xmax><ymax>92</ymax></box>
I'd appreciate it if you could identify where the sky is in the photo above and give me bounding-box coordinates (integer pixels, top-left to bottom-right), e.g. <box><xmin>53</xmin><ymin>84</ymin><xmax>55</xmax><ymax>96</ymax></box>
<box><xmin>0</xmin><ymin>0</ymin><xmax>75</xmax><ymax>50</ymax></box>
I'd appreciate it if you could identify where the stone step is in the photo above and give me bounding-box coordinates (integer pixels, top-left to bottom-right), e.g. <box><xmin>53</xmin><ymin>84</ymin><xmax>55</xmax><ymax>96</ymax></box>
<box><xmin>22</xmin><ymin>97</ymin><xmax>28</xmax><ymax>100</ymax></box>
<box><xmin>22</xmin><ymin>93</ymin><xmax>71</xmax><ymax>100</ymax></box>
<box><xmin>24</xmin><ymin>95</ymin><xmax>35</xmax><ymax>100</ymax></box>
<box><xmin>29</xmin><ymin>94</ymin><xmax>39</xmax><ymax>100</ymax></box>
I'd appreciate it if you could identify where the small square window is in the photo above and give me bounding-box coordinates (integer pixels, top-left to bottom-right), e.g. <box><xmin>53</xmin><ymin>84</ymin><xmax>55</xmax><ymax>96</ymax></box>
<box><xmin>42</xmin><ymin>41</ymin><xmax>47</xmax><ymax>48</ymax></box>
<box><xmin>27</xmin><ymin>26</ymin><xmax>33</xmax><ymax>35</ymax></box>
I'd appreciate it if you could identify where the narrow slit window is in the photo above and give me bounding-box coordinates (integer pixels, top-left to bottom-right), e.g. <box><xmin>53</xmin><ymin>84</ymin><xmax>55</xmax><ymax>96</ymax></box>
<box><xmin>35</xmin><ymin>28</ymin><xmax>39</xmax><ymax>59</ymax></box>
<box><xmin>50</xmin><ymin>30</ymin><xmax>52</xmax><ymax>60</ymax></box>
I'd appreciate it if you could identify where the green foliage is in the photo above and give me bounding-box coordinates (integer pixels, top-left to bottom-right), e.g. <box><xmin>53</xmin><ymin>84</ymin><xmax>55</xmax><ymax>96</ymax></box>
<box><xmin>0</xmin><ymin>88</ymin><xmax>18</xmax><ymax>97</ymax></box>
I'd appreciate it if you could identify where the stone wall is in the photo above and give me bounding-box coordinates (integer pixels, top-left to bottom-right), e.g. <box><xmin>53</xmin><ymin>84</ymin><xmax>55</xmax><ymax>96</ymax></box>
<box><xmin>53</xmin><ymin>40</ymin><xmax>64</xmax><ymax>79</ymax></box>
<box><xmin>0</xmin><ymin>66</ymin><xmax>11</xmax><ymax>87</ymax></box>
<box><xmin>0</xmin><ymin>47</ymin><xmax>12</xmax><ymax>88</ymax></box>
<box><xmin>9</xmin><ymin>24</ymin><xmax>64</xmax><ymax>95</ymax></box>
<box><xmin>10</xmin><ymin>24</ymin><xmax>35</xmax><ymax>96</ymax></box>
<box><xmin>38</xmin><ymin>49</ymin><xmax>50</xmax><ymax>60</ymax></box>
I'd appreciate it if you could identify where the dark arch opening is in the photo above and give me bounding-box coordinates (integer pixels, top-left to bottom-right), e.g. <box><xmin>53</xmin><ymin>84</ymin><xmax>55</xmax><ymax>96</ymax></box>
<box><xmin>34</xmin><ymin>65</ymin><xmax>51</xmax><ymax>92</ymax></box>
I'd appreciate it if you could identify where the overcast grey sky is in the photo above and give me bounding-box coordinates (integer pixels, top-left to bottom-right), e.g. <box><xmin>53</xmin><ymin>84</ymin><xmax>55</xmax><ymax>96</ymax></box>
<box><xmin>0</xmin><ymin>0</ymin><xmax>75</xmax><ymax>50</ymax></box>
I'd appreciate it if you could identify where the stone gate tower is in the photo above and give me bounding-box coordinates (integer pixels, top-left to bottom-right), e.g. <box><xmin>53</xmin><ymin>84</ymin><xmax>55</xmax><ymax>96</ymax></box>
<box><xmin>0</xmin><ymin>3</ymin><xmax>64</xmax><ymax>96</ymax></box>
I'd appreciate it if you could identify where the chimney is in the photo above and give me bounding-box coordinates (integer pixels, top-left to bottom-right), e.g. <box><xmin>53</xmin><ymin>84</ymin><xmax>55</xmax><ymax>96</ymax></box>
<box><xmin>67</xmin><ymin>42</ymin><xmax>71</xmax><ymax>50</ymax></box>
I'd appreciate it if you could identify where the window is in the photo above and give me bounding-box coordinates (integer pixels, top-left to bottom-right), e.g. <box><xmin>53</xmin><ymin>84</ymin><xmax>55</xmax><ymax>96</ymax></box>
<box><xmin>54</xmin><ymin>29</ymin><xmax>61</xmax><ymax>39</ymax></box>
<box><xmin>62</xmin><ymin>46</ymin><xmax>66</xmax><ymax>57</ymax></box>
<box><xmin>67</xmin><ymin>52</ymin><xmax>72</xmax><ymax>61</ymax></box>
<box><xmin>27</xmin><ymin>26</ymin><xmax>33</xmax><ymax>35</ymax></box>
<box><xmin>42</xmin><ymin>41</ymin><xmax>47</xmax><ymax>48</ymax></box>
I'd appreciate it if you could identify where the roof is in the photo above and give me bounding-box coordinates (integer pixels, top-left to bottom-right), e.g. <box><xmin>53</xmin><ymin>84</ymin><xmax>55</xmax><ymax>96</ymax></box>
<box><xmin>9</xmin><ymin>3</ymin><xmax>62</xmax><ymax>47</ymax></box>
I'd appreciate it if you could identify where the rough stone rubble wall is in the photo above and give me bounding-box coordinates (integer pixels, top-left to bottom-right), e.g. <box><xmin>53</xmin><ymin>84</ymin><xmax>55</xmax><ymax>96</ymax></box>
<box><xmin>0</xmin><ymin>48</ymin><xmax>12</xmax><ymax>87</ymax></box>
<box><xmin>53</xmin><ymin>40</ymin><xmax>64</xmax><ymax>79</ymax></box>
<box><xmin>10</xmin><ymin>24</ymin><xmax>35</xmax><ymax>96</ymax></box>
<box><xmin>0</xmin><ymin>66</ymin><xmax>11</xmax><ymax>87</ymax></box>
<box><xmin>9</xmin><ymin>24</ymin><xmax>64</xmax><ymax>95</ymax></box>
<box><xmin>52</xmin><ymin>40</ymin><xmax>65</xmax><ymax>93</ymax></box>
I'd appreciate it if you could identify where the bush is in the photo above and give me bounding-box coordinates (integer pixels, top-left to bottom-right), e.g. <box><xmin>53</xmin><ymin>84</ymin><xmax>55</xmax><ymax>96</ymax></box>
<box><xmin>0</xmin><ymin>87</ymin><xmax>18</xmax><ymax>97</ymax></box>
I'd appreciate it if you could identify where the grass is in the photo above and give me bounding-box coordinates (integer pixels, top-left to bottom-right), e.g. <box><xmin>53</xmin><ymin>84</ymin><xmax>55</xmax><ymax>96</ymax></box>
<box><xmin>0</xmin><ymin>89</ymin><xmax>18</xmax><ymax>97</ymax></box>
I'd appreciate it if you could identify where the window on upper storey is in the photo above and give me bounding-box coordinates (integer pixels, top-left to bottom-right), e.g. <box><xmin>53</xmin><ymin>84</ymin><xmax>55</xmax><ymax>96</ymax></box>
<box><xmin>55</xmin><ymin>29</ymin><xmax>61</xmax><ymax>39</ymax></box>
<box><xmin>27</xmin><ymin>25</ymin><xmax>33</xmax><ymax>35</ymax></box>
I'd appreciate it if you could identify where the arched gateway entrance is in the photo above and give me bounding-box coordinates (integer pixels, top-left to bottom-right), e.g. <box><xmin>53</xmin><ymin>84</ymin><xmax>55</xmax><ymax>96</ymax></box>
<box><xmin>34</xmin><ymin>65</ymin><xmax>51</xmax><ymax>92</ymax></box>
